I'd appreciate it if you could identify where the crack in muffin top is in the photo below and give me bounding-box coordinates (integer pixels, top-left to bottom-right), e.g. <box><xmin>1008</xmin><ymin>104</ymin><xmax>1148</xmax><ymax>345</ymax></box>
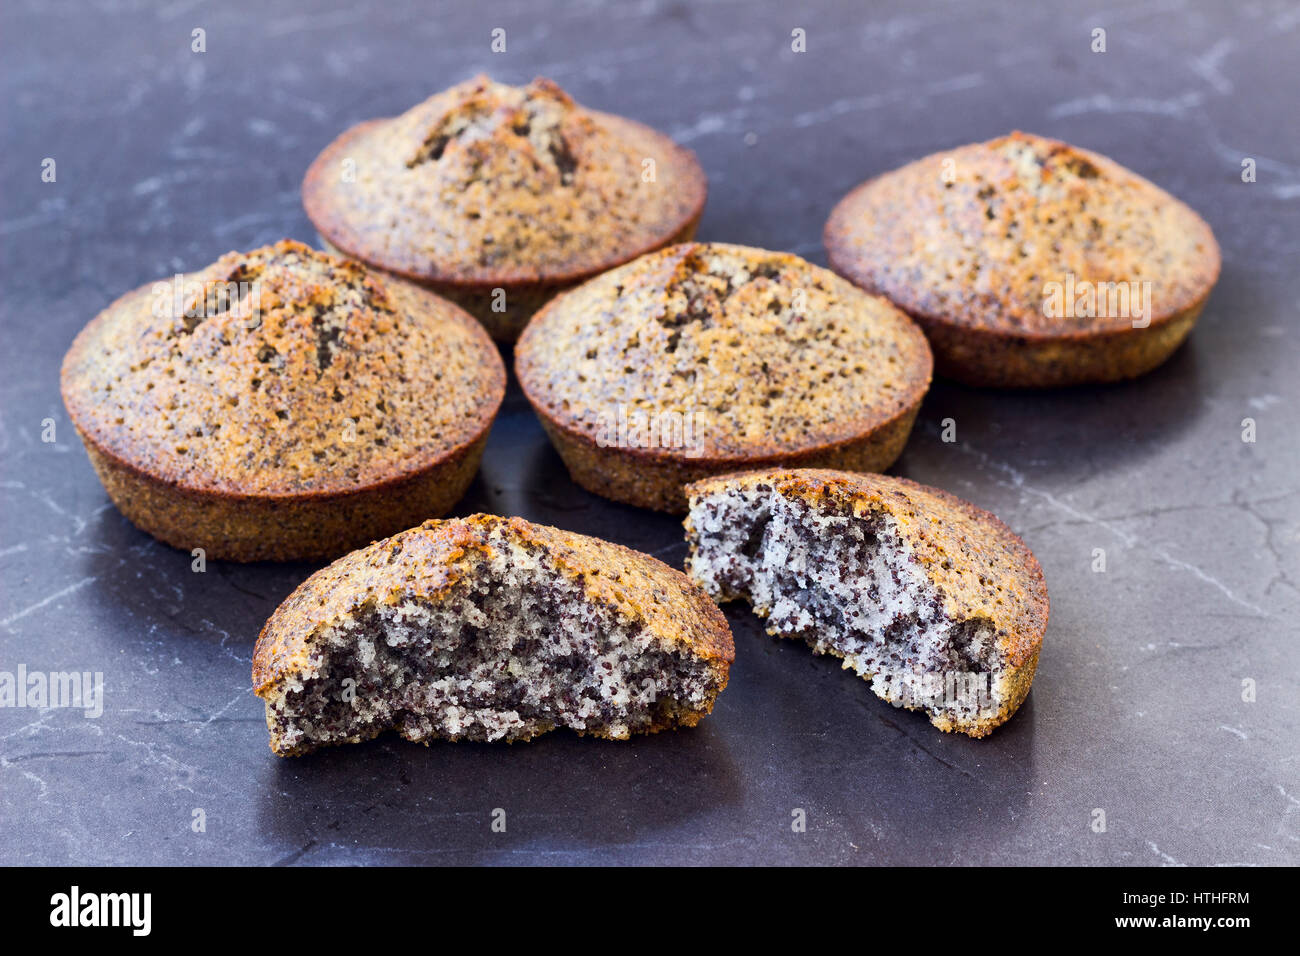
<box><xmin>516</xmin><ymin>242</ymin><xmax>932</xmax><ymax>460</ymax></box>
<box><xmin>303</xmin><ymin>75</ymin><xmax>706</xmax><ymax>285</ymax></box>
<box><xmin>61</xmin><ymin>240</ymin><xmax>504</xmax><ymax>497</ymax></box>
<box><xmin>825</xmin><ymin>131</ymin><xmax>1220</xmax><ymax>336</ymax></box>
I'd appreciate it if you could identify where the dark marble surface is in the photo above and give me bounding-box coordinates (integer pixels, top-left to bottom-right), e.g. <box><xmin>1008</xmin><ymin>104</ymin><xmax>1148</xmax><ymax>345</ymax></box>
<box><xmin>2</xmin><ymin>0</ymin><xmax>1297</xmax><ymax>865</ymax></box>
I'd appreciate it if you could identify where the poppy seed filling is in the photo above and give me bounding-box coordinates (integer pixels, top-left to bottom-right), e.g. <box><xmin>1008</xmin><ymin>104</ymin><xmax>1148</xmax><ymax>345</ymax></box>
<box><xmin>263</xmin><ymin>537</ymin><xmax>722</xmax><ymax>753</ymax></box>
<box><xmin>687</xmin><ymin>484</ymin><xmax>1008</xmax><ymax>726</ymax></box>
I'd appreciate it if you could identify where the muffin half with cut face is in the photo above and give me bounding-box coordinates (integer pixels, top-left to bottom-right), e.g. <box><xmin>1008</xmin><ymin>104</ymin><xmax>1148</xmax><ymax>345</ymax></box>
<box><xmin>684</xmin><ymin>468</ymin><xmax>1048</xmax><ymax>738</ymax></box>
<box><xmin>60</xmin><ymin>240</ymin><xmax>505</xmax><ymax>562</ymax></box>
<box><xmin>515</xmin><ymin>242</ymin><xmax>933</xmax><ymax>512</ymax></box>
<box><xmin>253</xmin><ymin>514</ymin><xmax>735</xmax><ymax>755</ymax></box>
<box><xmin>303</xmin><ymin>74</ymin><xmax>707</xmax><ymax>342</ymax></box>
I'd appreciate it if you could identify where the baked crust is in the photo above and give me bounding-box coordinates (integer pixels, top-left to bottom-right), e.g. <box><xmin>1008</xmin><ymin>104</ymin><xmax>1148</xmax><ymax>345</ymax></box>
<box><xmin>516</xmin><ymin>242</ymin><xmax>933</xmax><ymax>512</ymax></box>
<box><xmin>61</xmin><ymin>240</ymin><xmax>505</xmax><ymax>561</ymax></box>
<box><xmin>684</xmin><ymin>468</ymin><xmax>1049</xmax><ymax>736</ymax></box>
<box><xmin>303</xmin><ymin>76</ymin><xmax>707</xmax><ymax>341</ymax></box>
<box><xmin>824</xmin><ymin>131</ymin><xmax>1220</xmax><ymax>387</ymax></box>
<box><xmin>253</xmin><ymin>514</ymin><xmax>735</xmax><ymax>753</ymax></box>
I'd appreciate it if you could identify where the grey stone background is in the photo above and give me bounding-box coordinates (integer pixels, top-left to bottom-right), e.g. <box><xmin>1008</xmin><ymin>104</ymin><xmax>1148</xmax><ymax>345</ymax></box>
<box><xmin>1</xmin><ymin>0</ymin><xmax>1296</xmax><ymax>864</ymax></box>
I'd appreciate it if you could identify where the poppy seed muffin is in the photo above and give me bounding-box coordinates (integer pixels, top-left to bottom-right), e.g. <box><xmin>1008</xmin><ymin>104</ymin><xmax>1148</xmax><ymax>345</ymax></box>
<box><xmin>824</xmin><ymin>131</ymin><xmax>1220</xmax><ymax>387</ymax></box>
<box><xmin>252</xmin><ymin>514</ymin><xmax>734</xmax><ymax>755</ymax></box>
<box><xmin>515</xmin><ymin>242</ymin><xmax>933</xmax><ymax>513</ymax></box>
<box><xmin>684</xmin><ymin>469</ymin><xmax>1047</xmax><ymax>737</ymax></box>
<box><xmin>303</xmin><ymin>74</ymin><xmax>707</xmax><ymax>342</ymax></box>
<box><xmin>61</xmin><ymin>240</ymin><xmax>505</xmax><ymax>562</ymax></box>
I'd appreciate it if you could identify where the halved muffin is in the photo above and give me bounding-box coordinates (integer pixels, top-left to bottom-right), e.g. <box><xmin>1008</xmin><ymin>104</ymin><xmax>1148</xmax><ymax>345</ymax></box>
<box><xmin>303</xmin><ymin>74</ymin><xmax>707</xmax><ymax>342</ymax></box>
<box><xmin>60</xmin><ymin>240</ymin><xmax>505</xmax><ymax>562</ymax></box>
<box><xmin>253</xmin><ymin>514</ymin><xmax>734</xmax><ymax>755</ymax></box>
<box><xmin>685</xmin><ymin>469</ymin><xmax>1048</xmax><ymax>737</ymax></box>
<box><xmin>516</xmin><ymin>242</ymin><xmax>933</xmax><ymax>513</ymax></box>
<box><xmin>825</xmin><ymin>131</ymin><xmax>1220</xmax><ymax>387</ymax></box>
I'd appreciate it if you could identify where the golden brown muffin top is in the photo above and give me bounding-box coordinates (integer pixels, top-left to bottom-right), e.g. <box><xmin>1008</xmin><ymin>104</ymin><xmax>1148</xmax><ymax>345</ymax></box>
<box><xmin>61</xmin><ymin>240</ymin><xmax>504</xmax><ymax>498</ymax></box>
<box><xmin>825</xmin><ymin>131</ymin><xmax>1220</xmax><ymax>336</ymax></box>
<box><xmin>252</xmin><ymin>514</ymin><xmax>735</xmax><ymax>693</ymax></box>
<box><xmin>685</xmin><ymin>468</ymin><xmax>1048</xmax><ymax>669</ymax></box>
<box><xmin>516</xmin><ymin>242</ymin><xmax>932</xmax><ymax>461</ymax></box>
<box><xmin>302</xmin><ymin>75</ymin><xmax>706</xmax><ymax>285</ymax></box>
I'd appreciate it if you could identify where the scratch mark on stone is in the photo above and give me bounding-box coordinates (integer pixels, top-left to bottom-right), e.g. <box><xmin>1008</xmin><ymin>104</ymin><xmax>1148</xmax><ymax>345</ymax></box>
<box><xmin>1</xmin><ymin>577</ymin><xmax>98</xmax><ymax>629</ymax></box>
<box><xmin>1147</xmin><ymin>841</ymin><xmax>1184</xmax><ymax>865</ymax></box>
<box><xmin>1047</xmin><ymin>91</ymin><xmax>1203</xmax><ymax>119</ymax></box>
